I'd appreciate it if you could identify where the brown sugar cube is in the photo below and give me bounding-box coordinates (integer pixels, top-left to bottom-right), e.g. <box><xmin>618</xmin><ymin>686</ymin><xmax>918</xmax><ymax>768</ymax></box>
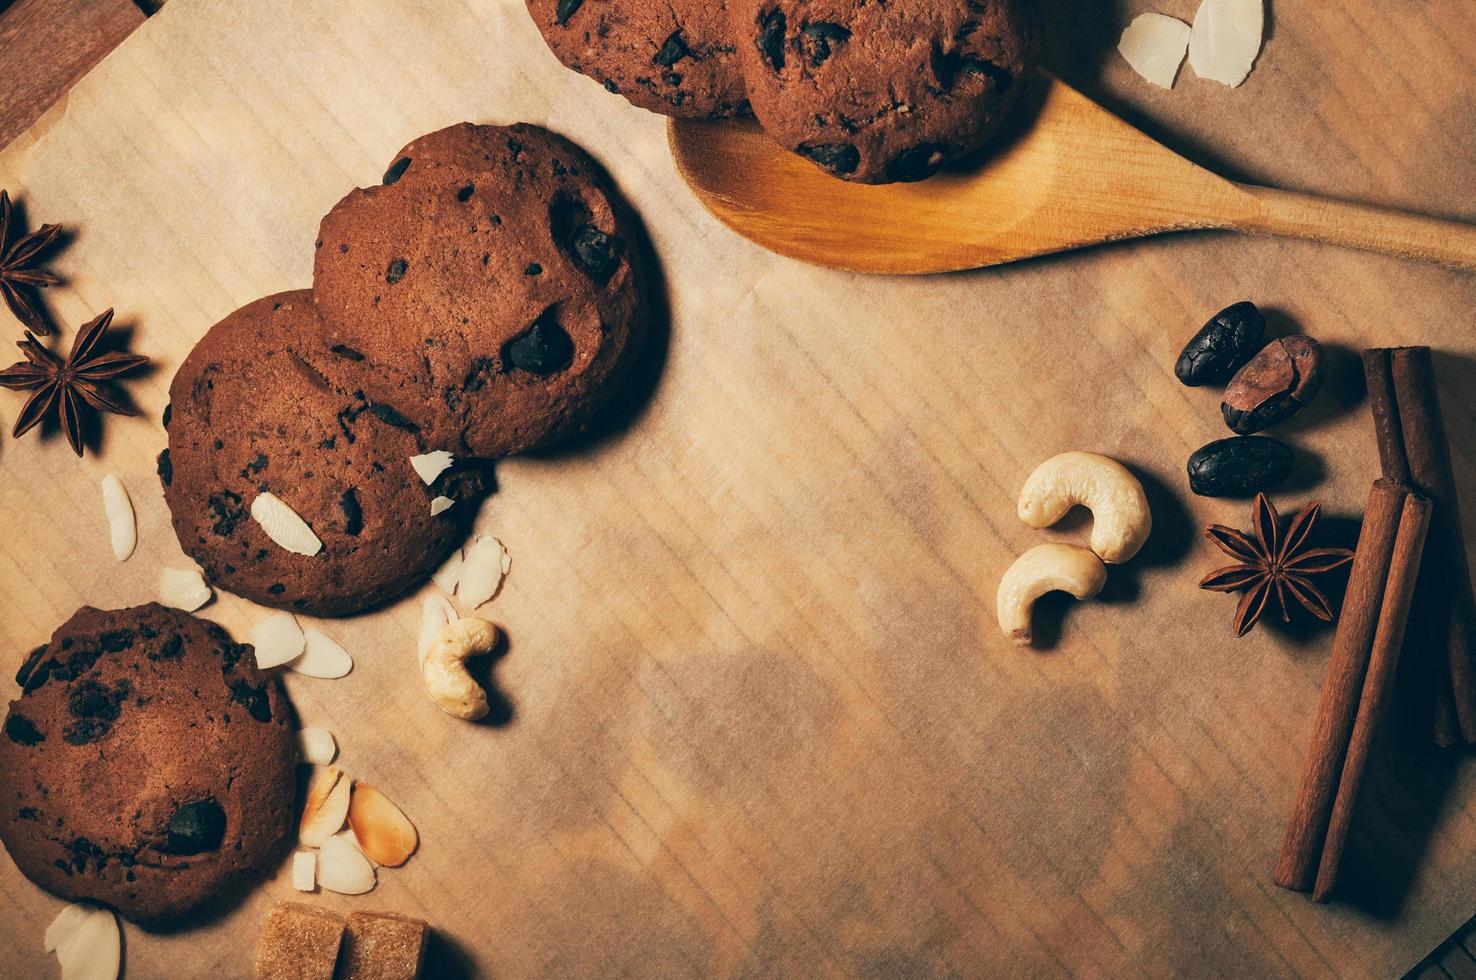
<box><xmin>340</xmin><ymin>910</ymin><xmax>431</xmax><ymax>979</ymax></box>
<box><xmin>254</xmin><ymin>902</ymin><xmax>346</xmax><ymax>980</ymax></box>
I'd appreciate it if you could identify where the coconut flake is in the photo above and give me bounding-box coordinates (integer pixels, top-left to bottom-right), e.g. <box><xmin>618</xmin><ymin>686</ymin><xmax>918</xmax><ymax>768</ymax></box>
<box><xmin>159</xmin><ymin>566</ymin><xmax>213</xmax><ymax>611</ymax></box>
<box><xmin>431</xmin><ymin>548</ymin><xmax>463</xmax><ymax>594</ymax></box>
<box><xmin>99</xmin><ymin>475</ymin><xmax>135</xmax><ymax>562</ymax></box>
<box><xmin>1189</xmin><ymin>0</ymin><xmax>1263</xmax><ymax>87</ymax></box>
<box><xmin>1118</xmin><ymin>13</ymin><xmax>1191</xmax><ymax>89</ymax></box>
<box><xmin>429</xmin><ymin>495</ymin><xmax>455</xmax><ymax>516</ymax></box>
<box><xmin>250</xmin><ymin>492</ymin><xmax>323</xmax><ymax>556</ymax></box>
<box><xmin>418</xmin><ymin>593</ymin><xmax>459</xmax><ymax>667</ymax></box>
<box><xmin>410</xmin><ymin>450</ymin><xmax>455</xmax><ymax>485</ymax></box>
<box><xmin>297</xmin><ymin>727</ymin><xmax>337</xmax><ymax>765</ymax></box>
<box><xmin>251</xmin><ymin>611</ymin><xmax>305</xmax><ymax>669</ymax></box>
<box><xmin>459</xmin><ymin>535</ymin><xmax>508</xmax><ymax>610</ymax></box>
<box><xmin>292</xmin><ymin>629</ymin><xmax>353</xmax><ymax>679</ymax></box>
<box><xmin>44</xmin><ymin>902</ymin><xmax>119</xmax><ymax>980</ymax></box>
<box><xmin>318</xmin><ymin>833</ymin><xmax>377</xmax><ymax>895</ymax></box>
<box><xmin>291</xmin><ymin>850</ymin><xmax>317</xmax><ymax>892</ymax></box>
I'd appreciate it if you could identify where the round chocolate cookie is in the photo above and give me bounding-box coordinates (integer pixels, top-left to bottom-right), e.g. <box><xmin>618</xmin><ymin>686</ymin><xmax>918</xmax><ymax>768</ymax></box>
<box><xmin>0</xmin><ymin>604</ymin><xmax>296</xmax><ymax>923</ymax></box>
<box><xmin>728</xmin><ymin>0</ymin><xmax>1041</xmax><ymax>183</ymax></box>
<box><xmin>311</xmin><ymin>123</ymin><xmax>645</xmax><ymax>458</ymax></box>
<box><xmin>525</xmin><ymin>0</ymin><xmax>748</xmax><ymax>119</ymax></box>
<box><xmin>162</xmin><ymin>291</ymin><xmax>486</xmax><ymax>616</ymax></box>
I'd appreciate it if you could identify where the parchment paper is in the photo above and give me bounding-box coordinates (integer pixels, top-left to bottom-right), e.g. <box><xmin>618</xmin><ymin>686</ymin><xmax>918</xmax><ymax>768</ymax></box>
<box><xmin>2</xmin><ymin>1</ymin><xmax>1475</xmax><ymax>976</ymax></box>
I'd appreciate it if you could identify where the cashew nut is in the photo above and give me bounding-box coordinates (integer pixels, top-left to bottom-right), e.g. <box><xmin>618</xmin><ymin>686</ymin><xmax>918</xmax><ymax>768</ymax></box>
<box><xmin>422</xmin><ymin>617</ymin><xmax>499</xmax><ymax>720</ymax></box>
<box><xmin>996</xmin><ymin>543</ymin><xmax>1108</xmax><ymax>646</ymax></box>
<box><xmin>1017</xmin><ymin>451</ymin><xmax>1152</xmax><ymax>564</ymax></box>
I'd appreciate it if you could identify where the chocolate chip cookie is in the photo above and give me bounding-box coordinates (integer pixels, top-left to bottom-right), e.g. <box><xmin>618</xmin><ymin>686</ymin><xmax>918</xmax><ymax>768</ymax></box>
<box><xmin>312</xmin><ymin>123</ymin><xmax>645</xmax><ymax>458</ymax></box>
<box><xmin>729</xmin><ymin>0</ymin><xmax>1041</xmax><ymax>183</ymax></box>
<box><xmin>162</xmin><ymin>291</ymin><xmax>486</xmax><ymax>616</ymax></box>
<box><xmin>0</xmin><ymin>604</ymin><xmax>296</xmax><ymax>923</ymax></box>
<box><xmin>526</xmin><ymin>0</ymin><xmax>749</xmax><ymax>119</ymax></box>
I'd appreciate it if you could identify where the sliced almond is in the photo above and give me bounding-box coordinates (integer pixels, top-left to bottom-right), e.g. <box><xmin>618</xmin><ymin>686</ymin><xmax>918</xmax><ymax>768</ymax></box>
<box><xmin>158</xmin><ymin>566</ymin><xmax>213</xmax><ymax>611</ymax></box>
<box><xmin>299</xmin><ymin>766</ymin><xmax>350</xmax><ymax>846</ymax></box>
<box><xmin>418</xmin><ymin>593</ymin><xmax>458</xmax><ymax>668</ymax></box>
<box><xmin>100</xmin><ymin>475</ymin><xmax>135</xmax><ymax>562</ymax></box>
<box><xmin>297</xmin><ymin>727</ymin><xmax>337</xmax><ymax>765</ymax></box>
<box><xmin>431</xmin><ymin>548</ymin><xmax>464</xmax><ymax>594</ymax></box>
<box><xmin>458</xmin><ymin>534</ymin><xmax>508</xmax><ymax>609</ymax></box>
<box><xmin>1118</xmin><ymin>13</ymin><xmax>1191</xmax><ymax>89</ymax></box>
<box><xmin>250</xmin><ymin>492</ymin><xmax>323</xmax><ymax>556</ymax></box>
<box><xmin>250</xmin><ymin>611</ymin><xmax>304</xmax><ymax>669</ymax></box>
<box><xmin>409</xmin><ymin>450</ymin><xmax>455</xmax><ymax>486</ymax></box>
<box><xmin>333</xmin><ymin>826</ymin><xmax>377</xmax><ymax>868</ymax></box>
<box><xmin>429</xmin><ymin>495</ymin><xmax>455</xmax><ymax>516</ymax></box>
<box><xmin>291</xmin><ymin>630</ymin><xmax>353</xmax><ymax>679</ymax></box>
<box><xmin>44</xmin><ymin>902</ymin><xmax>119</xmax><ymax>980</ymax></box>
<box><xmin>348</xmin><ymin>783</ymin><xmax>419</xmax><ymax>867</ymax></box>
<box><xmin>291</xmin><ymin>850</ymin><xmax>317</xmax><ymax>892</ymax></box>
<box><xmin>1188</xmin><ymin>0</ymin><xmax>1263</xmax><ymax>87</ymax></box>
<box><xmin>317</xmin><ymin>832</ymin><xmax>377</xmax><ymax>895</ymax></box>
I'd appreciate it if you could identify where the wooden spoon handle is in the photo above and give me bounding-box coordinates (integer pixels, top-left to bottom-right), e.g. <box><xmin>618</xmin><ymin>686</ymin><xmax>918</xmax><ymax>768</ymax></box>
<box><xmin>1230</xmin><ymin>184</ymin><xmax>1476</xmax><ymax>273</ymax></box>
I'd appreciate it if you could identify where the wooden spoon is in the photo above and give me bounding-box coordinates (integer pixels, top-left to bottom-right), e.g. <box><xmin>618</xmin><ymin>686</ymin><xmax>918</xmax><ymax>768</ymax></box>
<box><xmin>668</xmin><ymin>73</ymin><xmax>1476</xmax><ymax>276</ymax></box>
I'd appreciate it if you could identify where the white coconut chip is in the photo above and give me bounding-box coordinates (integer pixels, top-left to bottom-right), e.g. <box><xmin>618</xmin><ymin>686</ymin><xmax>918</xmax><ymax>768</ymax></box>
<box><xmin>429</xmin><ymin>495</ymin><xmax>455</xmax><ymax>516</ymax></box>
<box><xmin>317</xmin><ymin>833</ymin><xmax>377</xmax><ymax>895</ymax></box>
<box><xmin>1118</xmin><ymin>13</ymin><xmax>1191</xmax><ymax>89</ymax></box>
<box><xmin>291</xmin><ymin>850</ymin><xmax>317</xmax><ymax>892</ymax></box>
<box><xmin>158</xmin><ymin>566</ymin><xmax>213</xmax><ymax>611</ymax></box>
<box><xmin>250</xmin><ymin>492</ymin><xmax>323</xmax><ymax>556</ymax></box>
<box><xmin>418</xmin><ymin>593</ymin><xmax>459</xmax><ymax>667</ymax></box>
<box><xmin>99</xmin><ymin>475</ymin><xmax>135</xmax><ymax>562</ymax></box>
<box><xmin>431</xmin><ymin>548</ymin><xmax>463</xmax><ymax>594</ymax></box>
<box><xmin>459</xmin><ymin>534</ymin><xmax>508</xmax><ymax>610</ymax></box>
<box><xmin>297</xmin><ymin>727</ymin><xmax>337</xmax><ymax>765</ymax></box>
<box><xmin>410</xmin><ymin>450</ymin><xmax>455</xmax><ymax>486</ymax></box>
<box><xmin>44</xmin><ymin>902</ymin><xmax>120</xmax><ymax>980</ymax></box>
<box><xmin>1189</xmin><ymin>0</ymin><xmax>1263</xmax><ymax>87</ymax></box>
<box><xmin>250</xmin><ymin>611</ymin><xmax>305</xmax><ymax>669</ymax></box>
<box><xmin>292</xmin><ymin>630</ymin><xmax>353</xmax><ymax>679</ymax></box>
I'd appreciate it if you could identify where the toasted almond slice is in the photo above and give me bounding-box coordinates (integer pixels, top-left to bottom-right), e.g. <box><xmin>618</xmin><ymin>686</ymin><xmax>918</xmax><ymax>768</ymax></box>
<box><xmin>459</xmin><ymin>535</ymin><xmax>508</xmax><ymax>609</ymax></box>
<box><xmin>431</xmin><ymin>548</ymin><xmax>464</xmax><ymax>594</ymax></box>
<box><xmin>291</xmin><ymin>850</ymin><xmax>317</xmax><ymax>892</ymax></box>
<box><xmin>100</xmin><ymin>475</ymin><xmax>135</xmax><ymax>562</ymax></box>
<box><xmin>348</xmin><ymin>783</ymin><xmax>419</xmax><ymax>867</ymax></box>
<box><xmin>297</xmin><ymin>727</ymin><xmax>337</xmax><ymax>765</ymax></box>
<box><xmin>318</xmin><ymin>833</ymin><xmax>377</xmax><ymax>895</ymax></box>
<box><xmin>429</xmin><ymin>495</ymin><xmax>455</xmax><ymax>516</ymax></box>
<box><xmin>418</xmin><ymin>593</ymin><xmax>458</xmax><ymax>668</ymax></box>
<box><xmin>291</xmin><ymin>630</ymin><xmax>353</xmax><ymax>679</ymax></box>
<box><xmin>299</xmin><ymin>766</ymin><xmax>350</xmax><ymax>846</ymax></box>
<box><xmin>410</xmin><ymin>450</ymin><xmax>455</xmax><ymax>485</ymax></box>
<box><xmin>250</xmin><ymin>611</ymin><xmax>304</xmax><ymax>669</ymax></box>
<box><xmin>44</xmin><ymin>902</ymin><xmax>119</xmax><ymax>980</ymax></box>
<box><xmin>250</xmin><ymin>492</ymin><xmax>323</xmax><ymax>556</ymax></box>
<box><xmin>158</xmin><ymin>566</ymin><xmax>213</xmax><ymax>611</ymax></box>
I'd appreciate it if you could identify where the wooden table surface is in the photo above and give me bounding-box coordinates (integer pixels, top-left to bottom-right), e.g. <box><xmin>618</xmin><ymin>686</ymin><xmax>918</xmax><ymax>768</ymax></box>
<box><xmin>1</xmin><ymin>2</ymin><xmax>1475</xmax><ymax>977</ymax></box>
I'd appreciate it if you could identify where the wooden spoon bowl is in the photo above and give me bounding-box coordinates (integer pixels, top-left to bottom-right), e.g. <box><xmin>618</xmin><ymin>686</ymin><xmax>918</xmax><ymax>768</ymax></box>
<box><xmin>668</xmin><ymin>73</ymin><xmax>1476</xmax><ymax>276</ymax></box>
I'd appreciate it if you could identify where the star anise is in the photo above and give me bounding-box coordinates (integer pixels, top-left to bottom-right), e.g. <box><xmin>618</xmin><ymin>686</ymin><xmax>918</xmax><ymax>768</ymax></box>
<box><xmin>1199</xmin><ymin>493</ymin><xmax>1355</xmax><ymax>637</ymax></box>
<box><xmin>0</xmin><ymin>190</ymin><xmax>63</xmax><ymax>334</ymax></box>
<box><xmin>0</xmin><ymin>309</ymin><xmax>148</xmax><ymax>456</ymax></box>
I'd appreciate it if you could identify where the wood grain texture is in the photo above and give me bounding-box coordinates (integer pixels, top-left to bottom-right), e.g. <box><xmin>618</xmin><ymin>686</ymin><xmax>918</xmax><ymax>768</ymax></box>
<box><xmin>0</xmin><ymin>1</ymin><xmax>1473</xmax><ymax>977</ymax></box>
<box><xmin>0</xmin><ymin>0</ymin><xmax>145</xmax><ymax>148</ymax></box>
<box><xmin>669</xmin><ymin>78</ymin><xmax>1476</xmax><ymax>276</ymax></box>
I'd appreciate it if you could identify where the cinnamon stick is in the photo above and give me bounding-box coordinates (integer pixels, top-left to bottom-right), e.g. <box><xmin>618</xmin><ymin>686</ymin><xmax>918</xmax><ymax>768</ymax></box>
<box><xmin>1364</xmin><ymin>347</ymin><xmax>1476</xmax><ymax>747</ymax></box>
<box><xmin>1312</xmin><ymin>490</ymin><xmax>1431</xmax><ymax>901</ymax></box>
<box><xmin>1274</xmin><ymin>479</ymin><xmax>1408</xmax><ymax>892</ymax></box>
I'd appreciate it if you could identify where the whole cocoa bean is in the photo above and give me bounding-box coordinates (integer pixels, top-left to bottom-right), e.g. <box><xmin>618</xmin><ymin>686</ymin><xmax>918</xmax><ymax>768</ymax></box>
<box><xmin>1174</xmin><ymin>301</ymin><xmax>1266</xmax><ymax>387</ymax></box>
<box><xmin>1221</xmin><ymin>335</ymin><xmax>1325</xmax><ymax>434</ymax></box>
<box><xmin>1187</xmin><ymin>436</ymin><xmax>1294</xmax><ymax>497</ymax></box>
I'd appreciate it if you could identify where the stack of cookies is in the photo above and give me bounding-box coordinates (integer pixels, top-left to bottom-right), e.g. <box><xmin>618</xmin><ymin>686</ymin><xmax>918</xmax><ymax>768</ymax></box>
<box><xmin>160</xmin><ymin>123</ymin><xmax>647</xmax><ymax>617</ymax></box>
<box><xmin>525</xmin><ymin>0</ymin><xmax>1042</xmax><ymax>184</ymax></box>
